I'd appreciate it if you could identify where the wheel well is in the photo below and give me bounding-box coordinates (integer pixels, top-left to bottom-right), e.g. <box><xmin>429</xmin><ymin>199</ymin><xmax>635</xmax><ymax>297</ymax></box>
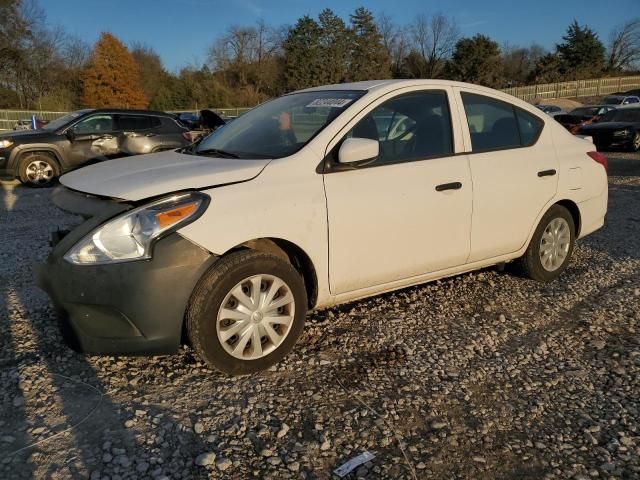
<box><xmin>230</xmin><ymin>238</ymin><xmax>318</xmax><ymax>310</ymax></box>
<box><xmin>555</xmin><ymin>200</ymin><xmax>581</xmax><ymax>237</ymax></box>
<box><xmin>17</xmin><ymin>150</ymin><xmax>62</xmax><ymax>174</ymax></box>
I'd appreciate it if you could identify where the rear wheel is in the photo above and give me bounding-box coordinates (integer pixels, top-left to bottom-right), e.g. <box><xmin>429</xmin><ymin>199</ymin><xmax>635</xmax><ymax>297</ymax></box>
<box><xmin>18</xmin><ymin>152</ymin><xmax>59</xmax><ymax>188</ymax></box>
<box><xmin>186</xmin><ymin>250</ymin><xmax>307</xmax><ymax>375</ymax></box>
<box><xmin>513</xmin><ymin>205</ymin><xmax>575</xmax><ymax>282</ymax></box>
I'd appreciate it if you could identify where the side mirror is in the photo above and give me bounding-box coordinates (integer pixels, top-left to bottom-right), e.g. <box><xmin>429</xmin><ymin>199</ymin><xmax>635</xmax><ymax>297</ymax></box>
<box><xmin>338</xmin><ymin>137</ymin><xmax>379</xmax><ymax>165</ymax></box>
<box><xmin>65</xmin><ymin>128</ymin><xmax>76</xmax><ymax>142</ymax></box>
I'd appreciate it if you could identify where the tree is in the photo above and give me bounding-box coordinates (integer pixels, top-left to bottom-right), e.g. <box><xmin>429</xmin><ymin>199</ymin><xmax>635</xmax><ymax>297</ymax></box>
<box><xmin>317</xmin><ymin>9</ymin><xmax>351</xmax><ymax>84</ymax></box>
<box><xmin>283</xmin><ymin>16</ymin><xmax>323</xmax><ymax>90</ymax></box>
<box><xmin>409</xmin><ymin>13</ymin><xmax>459</xmax><ymax>78</ymax></box>
<box><xmin>501</xmin><ymin>43</ymin><xmax>546</xmax><ymax>85</ymax></box>
<box><xmin>377</xmin><ymin>12</ymin><xmax>409</xmax><ymax>76</ymax></box>
<box><xmin>81</xmin><ymin>32</ymin><xmax>147</xmax><ymax>108</ymax></box>
<box><xmin>349</xmin><ymin>7</ymin><xmax>390</xmax><ymax>81</ymax></box>
<box><xmin>556</xmin><ymin>21</ymin><xmax>605</xmax><ymax>78</ymax></box>
<box><xmin>606</xmin><ymin>18</ymin><xmax>640</xmax><ymax>72</ymax></box>
<box><xmin>530</xmin><ymin>53</ymin><xmax>565</xmax><ymax>83</ymax></box>
<box><xmin>446</xmin><ymin>34</ymin><xmax>503</xmax><ymax>87</ymax></box>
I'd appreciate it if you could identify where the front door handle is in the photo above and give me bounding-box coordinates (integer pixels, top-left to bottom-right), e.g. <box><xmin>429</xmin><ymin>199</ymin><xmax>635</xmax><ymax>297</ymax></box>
<box><xmin>538</xmin><ymin>169</ymin><xmax>556</xmax><ymax>177</ymax></box>
<box><xmin>435</xmin><ymin>182</ymin><xmax>462</xmax><ymax>192</ymax></box>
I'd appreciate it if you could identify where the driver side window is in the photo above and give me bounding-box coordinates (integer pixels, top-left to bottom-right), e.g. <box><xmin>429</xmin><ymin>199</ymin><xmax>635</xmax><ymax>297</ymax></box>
<box><xmin>73</xmin><ymin>115</ymin><xmax>115</xmax><ymax>135</ymax></box>
<box><xmin>346</xmin><ymin>90</ymin><xmax>453</xmax><ymax>165</ymax></box>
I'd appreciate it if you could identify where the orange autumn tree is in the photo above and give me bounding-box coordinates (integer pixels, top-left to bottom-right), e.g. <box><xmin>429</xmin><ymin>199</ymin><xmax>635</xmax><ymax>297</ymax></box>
<box><xmin>81</xmin><ymin>33</ymin><xmax>148</xmax><ymax>108</ymax></box>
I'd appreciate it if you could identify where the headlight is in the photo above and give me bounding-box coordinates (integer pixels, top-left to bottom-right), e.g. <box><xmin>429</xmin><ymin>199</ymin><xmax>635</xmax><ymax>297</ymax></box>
<box><xmin>613</xmin><ymin>129</ymin><xmax>632</xmax><ymax>137</ymax></box>
<box><xmin>64</xmin><ymin>192</ymin><xmax>209</xmax><ymax>265</ymax></box>
<box><xmin>0</xmin><ymin>139</ymin><xmax>14</xmax><ymax>148</ymax></box>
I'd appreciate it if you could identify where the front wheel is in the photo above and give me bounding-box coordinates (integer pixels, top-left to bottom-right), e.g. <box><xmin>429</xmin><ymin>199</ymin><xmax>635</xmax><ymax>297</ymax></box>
<box><xmin>18</xmin><ymin>152</ymin><xmax>60</xmax><ymax>188</ymax></box>
<box><xmin>186</xmin><ymin>250</ymin><xmax>307</xmax><ymax>375</ymax></box>
<box><xmin>513</xmin><ymin>205</ymin><xmax>576</xmax><ymax>282</ymax></box>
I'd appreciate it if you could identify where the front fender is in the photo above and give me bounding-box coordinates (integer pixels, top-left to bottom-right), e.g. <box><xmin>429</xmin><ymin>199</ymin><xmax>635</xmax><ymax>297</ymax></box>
<box><xmin>9</xmin><ymin>143</ymin><xmax>67</xmax><ymax>173</ymax></box>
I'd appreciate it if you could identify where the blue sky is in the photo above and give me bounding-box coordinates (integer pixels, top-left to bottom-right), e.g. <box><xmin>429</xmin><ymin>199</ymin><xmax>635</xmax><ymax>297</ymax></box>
<box><xmin>42</xmin><ymin>0</ymin><xmax>638</xmax><ymax>72</ymax></box>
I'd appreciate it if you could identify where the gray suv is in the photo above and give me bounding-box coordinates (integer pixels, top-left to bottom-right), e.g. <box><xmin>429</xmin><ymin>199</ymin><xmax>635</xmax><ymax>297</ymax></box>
<box><xmin>0</xmin><ymin>109</ymin><xmax>190</xmax><ymax>187</ymax></box>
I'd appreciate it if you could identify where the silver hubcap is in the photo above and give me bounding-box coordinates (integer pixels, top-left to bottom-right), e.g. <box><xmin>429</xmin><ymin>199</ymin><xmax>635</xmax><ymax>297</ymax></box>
<box><xmin>26</xmin><ymin>160</ymin><xmax>54</xmax><ymax>184</ymax></box>
<box><xmin>634</xmin><ymin>134</ymin><xmax>640</xmax><ymax>149</ymax></box>
<box><xmin>216</xmin><ymin>274</ymin><xmax>295</xmax><ymax>360</ymax></box>
<box><xmin>539</xmin><ymin>217</ymin><xmax>571</xmax><ymax>272</ymax></box>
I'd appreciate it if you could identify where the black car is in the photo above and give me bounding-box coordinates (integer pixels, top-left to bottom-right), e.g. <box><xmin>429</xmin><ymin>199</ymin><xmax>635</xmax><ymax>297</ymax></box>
<box><xmin>0</xmin><ymin>109</ymin><xmax>190</xmax><ymax>187</ymax></box>
<box><xmin>577</xmin><ymin>107</ymin><xmax>640</xmax><ymax>152</ymax></box>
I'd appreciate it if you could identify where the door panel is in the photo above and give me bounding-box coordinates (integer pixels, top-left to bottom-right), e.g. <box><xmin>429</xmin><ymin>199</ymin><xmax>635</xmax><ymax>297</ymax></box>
<box><xmin>68</xmin><ymin>114</ymin><xmax>119</xmax><ymax>166</ymax></box>
<box><xmin>325</xmin><ymin>157</ymin><xmax>472</xmax><ymax>294</ymax></box>
<box><xmin>455</xmin><ymin>88</ymin><xmax>559</xmax><ymax>262</ymax></box>
<box><xmin>324</xmin><ymin>88</ymin><xmax>472</xmax><ymax>295</ymax></box>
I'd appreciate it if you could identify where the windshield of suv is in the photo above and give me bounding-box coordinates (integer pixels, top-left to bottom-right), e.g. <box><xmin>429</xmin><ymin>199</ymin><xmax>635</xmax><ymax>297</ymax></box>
<box><xmin>42</xmin><ymin>109</ymin><xmax>93</xmax><ymax>131</ymax></box>
<box><xmin>195</xmin><ymin>90</ymin><xmax>365</xmax><ymax>159</ymax></box>
<box><xmin>603</xmin><ymin>96</ymin><xmax>623</xmax><ymax>105</ymax></box>
<box><xmin>600</xmin><ymin>109</ymin><xmax>640</xmax><ymax>122</ymax></box>
<box><xmin>570</xmin><ymin>107</ymin><xmax>599</xmax><ymax>117</ymax></box>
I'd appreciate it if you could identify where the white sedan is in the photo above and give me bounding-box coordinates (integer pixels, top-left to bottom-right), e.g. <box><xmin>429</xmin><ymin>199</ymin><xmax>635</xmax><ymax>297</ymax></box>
<box><xmin>38</xmin><ymin>80</ymin><xmax>608</xmax><ymax>375</ymax></box>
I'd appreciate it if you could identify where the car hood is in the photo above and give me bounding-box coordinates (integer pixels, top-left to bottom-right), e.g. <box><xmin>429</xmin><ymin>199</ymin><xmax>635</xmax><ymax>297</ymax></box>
<box><xmin>60</xmin><ymin>150</ymin><xmax>271</xmax><ymax>201</ymax></box>
<box><xmin>0</xmin><ymin>129</ymin><xmax>50</xmax><ymax>139</ymax></box>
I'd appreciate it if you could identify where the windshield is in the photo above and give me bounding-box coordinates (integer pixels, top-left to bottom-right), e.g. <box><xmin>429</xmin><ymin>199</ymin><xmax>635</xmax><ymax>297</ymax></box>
<box><xmin>43</xmin><ymin>109</ymin><xmax>93</xmax><ymax>131</ymax></box>
<box><xmin>195</xmin><ymin>90</ymin><xmax>365</xmax><ymax>159</ymax></box>
<box><xmin>601</xmin><ymin>109</ymin><xmax>640</xmax><ymax>122</ymax></box>
<box><xmin>603</xmin><ymin>96</ymin><xmax>623</xmax><ymax>105</ymax></box>
<box><xmin>570</xmin><ymin>107</ymin><xmax>599</xmax><ymax>117</ymax></box>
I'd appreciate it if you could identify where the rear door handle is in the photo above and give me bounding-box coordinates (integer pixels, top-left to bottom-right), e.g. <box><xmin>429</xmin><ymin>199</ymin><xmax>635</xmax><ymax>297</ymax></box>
<box><xmin>538</xmin><ymin>169</ymin><xmax>556</xmax><ymax>177</ymax></box>
<box><xmin>435</xmin><ymin>182</ymin><xmax>462</xmax><ymax>192</ymax></box>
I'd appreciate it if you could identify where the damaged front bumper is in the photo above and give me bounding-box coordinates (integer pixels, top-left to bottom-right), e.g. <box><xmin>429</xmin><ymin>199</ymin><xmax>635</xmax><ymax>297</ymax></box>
<box><xmin>35</xmin><ymin>187</ymin><xmax>217</xmax><ymax>355</ymax></box>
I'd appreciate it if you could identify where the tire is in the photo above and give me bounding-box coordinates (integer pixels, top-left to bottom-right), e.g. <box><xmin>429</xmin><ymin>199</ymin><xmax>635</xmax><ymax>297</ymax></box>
<box><xmin>18</xmin><ymin>152</ymin><xmax>60</xmax><ymax>188</ymax></box>
<box><xmin>186</xmin><ymin>250</ymin><xmax>308</xmax><ymax>375</ymax></box>
<box><xmin>513</xmin><ymin>205</ymin><xmax>576</xmax><ymax>282</ymax></box>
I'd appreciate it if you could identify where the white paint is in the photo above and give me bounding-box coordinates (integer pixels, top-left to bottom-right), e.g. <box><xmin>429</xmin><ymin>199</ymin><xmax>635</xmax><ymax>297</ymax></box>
<box><xmin>60</xmin><ymin>79</ymin><xmax>609</xmax><ymax>310</ymax></box>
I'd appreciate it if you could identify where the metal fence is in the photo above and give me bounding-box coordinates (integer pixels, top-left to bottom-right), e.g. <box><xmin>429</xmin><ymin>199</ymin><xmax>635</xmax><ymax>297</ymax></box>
<box><xmin>500</xmin><ymin>75</ymin><xmax>640</xmax><ymax>101</ymax></box>
<box><xmin>1</xmin><ymin>75</ymin><xmax>640</xmax><ymax>130</ymax></box>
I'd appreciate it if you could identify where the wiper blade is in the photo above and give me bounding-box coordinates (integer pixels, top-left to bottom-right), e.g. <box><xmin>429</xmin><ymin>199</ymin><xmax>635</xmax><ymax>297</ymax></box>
<box><xmin>195</xmin><ymin>148</ymin><xmax>240</xmax><ymax>158</ymax></box>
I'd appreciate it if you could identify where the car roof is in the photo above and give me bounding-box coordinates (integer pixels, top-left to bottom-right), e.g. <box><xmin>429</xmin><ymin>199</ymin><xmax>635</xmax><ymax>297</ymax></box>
<box><xmin>294</xmin><ymin>79</ymin><xmax>516</xmax><ymax>97</ymax></box>
<box><xmin>87</xmin><ymin>108</ymin><xmax>173</xmax><ymax>117</ymax></box>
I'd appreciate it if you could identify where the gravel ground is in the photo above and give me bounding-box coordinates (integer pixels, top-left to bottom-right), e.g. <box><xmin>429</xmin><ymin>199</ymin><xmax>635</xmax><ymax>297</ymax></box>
<box><xmin>0</xmin><ymin>152</ymin><xmax>639</xmax><ymax>480</ymax></box>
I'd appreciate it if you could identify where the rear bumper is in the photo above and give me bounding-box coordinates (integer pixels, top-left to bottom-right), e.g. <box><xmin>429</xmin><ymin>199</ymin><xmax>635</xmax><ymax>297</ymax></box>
<box><xmin>35</xmin><ymin>189</ymin><xmax>217</xmax><ymax>355</ymax></box>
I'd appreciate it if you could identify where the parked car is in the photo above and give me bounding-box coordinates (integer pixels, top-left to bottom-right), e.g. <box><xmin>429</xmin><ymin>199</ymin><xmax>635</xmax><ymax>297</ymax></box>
<box><xmin>577</xmin><ymin>106</ymin><xmax>640</xmax><ymax>151</ymax></box>
<box><xmin>554</xmin><ymin>105</ymin><xmax>617</xmax><ymax>134</ymax></box>
<box><xmin>536</xmin><ymin>104</ymin><xmax>565</xmax><ymax>117</ymax></box>
<box><xmin>119</xmin><ymin>110</ymin><xmax>227</xmax><ymax>155</ymax></box>
<box><xmin>602</xmin><ymin>95</ymin><xmax>640</xmax><ymax>106</ymax></box>
<box><xmin>0</xmin><ymin>109</ymin><xmax>190</xmax><ymax>187</ymax></box>
<box><xmin>36</xmin><ymin>80</ymin><xmax>608</xmax><ymax>375</ymax></box>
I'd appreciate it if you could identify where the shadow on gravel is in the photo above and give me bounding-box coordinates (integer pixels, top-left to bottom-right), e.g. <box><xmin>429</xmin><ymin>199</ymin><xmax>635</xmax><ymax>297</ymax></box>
<box><xmin>0</xmin><ymin>182</ymin><xmax>36</xmax><ymax>480</ymax></box>
<box><xmin>0</xmin><ymin>182</ymin><xmax>209</xmax><ymax>479</ymax></box>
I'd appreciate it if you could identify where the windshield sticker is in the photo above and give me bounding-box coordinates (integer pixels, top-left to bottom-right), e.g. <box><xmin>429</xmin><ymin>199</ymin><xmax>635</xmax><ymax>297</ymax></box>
<box><xmin>306</xmin><ymin>98</ymin><xmax>354</xmax><ymax>108</ymax></box>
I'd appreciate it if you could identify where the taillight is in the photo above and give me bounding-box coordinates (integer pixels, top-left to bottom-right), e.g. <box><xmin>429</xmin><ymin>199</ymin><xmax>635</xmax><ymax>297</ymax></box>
<box><xmin>587</xmin><ymin>151</ymin><xmax>608</xmax><ymax>174</ymax></box>
<box><xmin>182</xmin><ymin>132</ymin><xmax>193</xmax><ymax>142</ymax></box>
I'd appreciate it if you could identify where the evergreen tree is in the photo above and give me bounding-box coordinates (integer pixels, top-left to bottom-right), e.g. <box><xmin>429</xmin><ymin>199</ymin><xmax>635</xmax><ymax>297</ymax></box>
<box><xmin>283</xmin><ymin>16</ymin><xmax>323</xmax><ymax>90</ymax></box>
<box><xmin>556</xmin><ymin>21</ymin><xmax>605</xmax><ymax>78</ymax></box>
<box><xmin>317</xmin><ymin>9</ymin><xmax>351</xmax><ymax>84</ymax></box>
<box><xmin>349</xmin><ymin>7</ymin><xmax>391</xmax><ymax>81</ymax></box>
<box><xmin>81</xmin><ymin>32</ymin><xmax>147</xmax><ymax>108</ymax></box>
<box><xmin>446</xmin><ymin>34</ymin><xmax>503</xmax><ymax>88</ymax></box>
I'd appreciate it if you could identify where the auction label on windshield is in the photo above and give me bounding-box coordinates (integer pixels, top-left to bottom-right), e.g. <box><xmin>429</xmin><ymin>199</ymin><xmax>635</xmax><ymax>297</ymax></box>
<box><xmin>306</xmin><ymin>98</ymin><xmax>354</xmax><ymax>108</ymax></box>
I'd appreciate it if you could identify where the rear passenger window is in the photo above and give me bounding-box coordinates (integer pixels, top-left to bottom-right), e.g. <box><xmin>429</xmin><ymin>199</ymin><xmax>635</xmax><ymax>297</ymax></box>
<box><xmin>516</xmin><ymin>109</ymin><xmax>543</xmax><ymax>146</ymax></box>
<box><xmin>119</xmin><ymin>115</ymin><xmax>153</xmax><ymax>131</ymax></box>
<box><xmin>461</xmin><ymin>93</ymin><xmax>543</xmax><ymax>152</ymax></box>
